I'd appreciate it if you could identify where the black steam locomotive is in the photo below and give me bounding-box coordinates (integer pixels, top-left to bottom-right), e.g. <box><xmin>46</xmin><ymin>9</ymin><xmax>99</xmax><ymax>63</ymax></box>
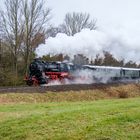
<box><xmin>25</xmin><ymin>59</ymin><xmax>75</xmax><ymax>86</ymax></box>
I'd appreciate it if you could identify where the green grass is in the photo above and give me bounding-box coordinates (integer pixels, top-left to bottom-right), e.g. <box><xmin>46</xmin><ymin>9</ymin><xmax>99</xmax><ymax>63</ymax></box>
<box><xmin>0</xmin><ymin>98</ymin><xmax>140</xmax><ymax>140</ymax></box>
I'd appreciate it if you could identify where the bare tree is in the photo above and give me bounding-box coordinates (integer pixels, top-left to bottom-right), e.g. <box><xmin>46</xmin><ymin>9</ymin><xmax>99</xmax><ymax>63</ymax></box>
<box><xmin>124</xmin><ymin>61</ymin><xmax>137</xmax><ymax>68</ymax></box>
<box><xmin>73</xmin><ymin>54</ymin><xmax>89</xmax><ymax>65</ymax></box>
<box><xmin>0</xmin><ymin>0</ymin><xmax>23</xmax><ymax>79</ymax></box>
<box><xmin>60</xmin><ymin>12</ymin><xmax>97</xmax><ymax>36</ymax></box>
<box><xmin>21</xmin><ymin>0</ymin><xmax>51</xmax><ymax>74</ymax></box>
<box><xmin>46</xmin><ymin>25</ymin><xmax>62</xmax><ymax>38</ymax></box>
<box><xmin>93</xmin><ymin>54</ymin><xmax>103</xmax><ymax>65</ymax></box>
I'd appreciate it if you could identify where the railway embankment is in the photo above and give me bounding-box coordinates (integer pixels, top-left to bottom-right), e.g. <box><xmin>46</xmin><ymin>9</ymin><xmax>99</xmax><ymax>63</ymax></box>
<box><xmin>0</xmin><ymin>83</ymin><xmax>140</xmax><ymax>103</ymax></box>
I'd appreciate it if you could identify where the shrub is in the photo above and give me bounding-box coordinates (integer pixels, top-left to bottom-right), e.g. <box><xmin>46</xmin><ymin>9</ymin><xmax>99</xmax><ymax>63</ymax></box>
<box><xmin>118</xmin><ymin>91</ymin><xmax>128</xmax><ymax>98</ymax></box>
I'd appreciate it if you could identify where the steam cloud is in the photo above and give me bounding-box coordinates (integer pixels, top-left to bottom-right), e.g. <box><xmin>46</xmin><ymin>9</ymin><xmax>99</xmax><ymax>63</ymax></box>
<box><xmin>36</xmin><ymin>24</ymin><xmax>140</xmax><ymax>63</ymax></box>
<box><xmin>46</xmin><ymin>69</ymin><xmax>107</xmax><ymax>86</ymax></box>
<box><xmin>46</xmin><ymin>69</ymin><xmax>123</xmax><ymax>86</ymax></box>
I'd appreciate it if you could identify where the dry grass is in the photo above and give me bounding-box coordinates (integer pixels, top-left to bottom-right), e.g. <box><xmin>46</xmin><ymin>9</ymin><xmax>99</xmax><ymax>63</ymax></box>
<box><xmin>0</xmin><ymin>84</ymin><xmax>140</xmax><ymax>104</ymax></box>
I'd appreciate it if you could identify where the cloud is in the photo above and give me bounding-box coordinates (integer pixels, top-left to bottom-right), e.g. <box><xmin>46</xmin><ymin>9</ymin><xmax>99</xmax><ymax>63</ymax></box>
<box><xmin>36</xmin><ymin>24</ymin><xmax>140</xmax><ymax>63</ymax></box>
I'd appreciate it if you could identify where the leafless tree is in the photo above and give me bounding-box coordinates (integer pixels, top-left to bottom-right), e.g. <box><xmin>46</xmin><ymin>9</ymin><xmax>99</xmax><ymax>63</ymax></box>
<box><xmin>73</xmin><ymin>54</ymin><xmax>89</xmax><ymax>65</ymax></box>
<box><xmin>21</xmin><ymin>0</ymin><xmax>51</xmax><ymax>74</ymax></box>
<box><xmin>0</xmin><ymin>0</ymin><xmax>51</xmax><ymax>80</ymax></box>
<box><xmin>46</xmin><ymin>26</ymin><xmax>62</xmax><ymax>38</ymax></box>
<box><xmin>0</xmin><ymin>0</ymin><xmax>23</xmax><ymax>78</ymax></box>
<box><xmin>93</xmin><ymin>54</ymin><xmax>103</xmax><ymax>65</ymax></box>
<box><xmin>60</xmin><ymin>12</ymin><xmax>97</xmax><ymax>36</ymax></box>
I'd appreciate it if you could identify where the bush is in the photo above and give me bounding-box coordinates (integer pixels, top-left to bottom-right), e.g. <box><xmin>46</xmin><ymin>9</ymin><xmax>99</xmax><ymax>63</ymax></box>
<box><xmin>118</xmin><ymin>91</ymin><xmax>128</xmax><ymax>98</ymax></box>
<box><xmin>0</xmin><ymin>71</ymin><xmax>25</xmax><ymax>86</ymax></box>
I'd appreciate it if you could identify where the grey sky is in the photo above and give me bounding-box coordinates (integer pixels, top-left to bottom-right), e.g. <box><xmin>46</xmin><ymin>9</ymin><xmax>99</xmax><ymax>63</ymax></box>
<box><xmin>1</xmin><ymin>0</ymin><xmax>140</xmax><ymax>28</ymax></box>
<box><xmin>47</xmin><ymin>0</ymin><xmax>140</xmax><ymax>28</ymax></box>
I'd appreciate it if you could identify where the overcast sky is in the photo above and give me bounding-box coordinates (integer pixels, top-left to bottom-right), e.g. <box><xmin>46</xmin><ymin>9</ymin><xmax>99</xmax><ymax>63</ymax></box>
<box><xmin>1</xmin><ymin>0</ymin><xmax>140</xmax><ymax>28</ymax></box>
<box><xmin>47</xmin><ymin>0</ymin><xmax>140</xmax><ymax>28</ymax></box>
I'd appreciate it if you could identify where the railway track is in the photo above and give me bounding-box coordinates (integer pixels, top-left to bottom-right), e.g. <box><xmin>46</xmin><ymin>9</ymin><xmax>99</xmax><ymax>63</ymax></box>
<box><xmin>0</xmin><ymin>83</ymin><xmax>131</xmax><ymax>93</ymax></box>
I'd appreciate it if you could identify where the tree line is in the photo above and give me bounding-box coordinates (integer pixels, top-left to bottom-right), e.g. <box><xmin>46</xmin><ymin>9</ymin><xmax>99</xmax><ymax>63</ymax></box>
<box><xmin>42</xmin><ymin>52</ymin><xmax>140</xmax><ymax>68</ymax></box>
<box><xmin>0</xmin><ymin>0</ymin><xmax>139</xmax><ymax>86</ymax></box>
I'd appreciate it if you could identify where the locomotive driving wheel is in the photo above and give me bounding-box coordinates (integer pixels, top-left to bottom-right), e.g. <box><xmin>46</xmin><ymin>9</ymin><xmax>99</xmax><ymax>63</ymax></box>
<box><xmin>26</xmin><ymin>79</ymin><xmax>33</xmax><ymax>86</ymax></box>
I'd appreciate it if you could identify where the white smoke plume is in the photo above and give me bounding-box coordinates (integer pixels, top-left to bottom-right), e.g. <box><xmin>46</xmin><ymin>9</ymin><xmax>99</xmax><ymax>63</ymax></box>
<box><xmin>45</xmin><ymin>69</ymin><xmax>98</xmax><ymax>86</ymax></box>
<box><xmin>45</xmin><ymin>69</ymin><xmax>118</xmax><ymax>86</ymax></box>
<box><xmin>36</xmin><ymin>24</ymin><xmax>140</xmax><ymax>63</ymax></box>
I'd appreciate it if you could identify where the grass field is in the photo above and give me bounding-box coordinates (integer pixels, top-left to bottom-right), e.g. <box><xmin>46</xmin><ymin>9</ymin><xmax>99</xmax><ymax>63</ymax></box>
<box><xmin>0</xmin><ymin>97</ymin><xmax>140</xmax><ymax>140</ymax></box>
